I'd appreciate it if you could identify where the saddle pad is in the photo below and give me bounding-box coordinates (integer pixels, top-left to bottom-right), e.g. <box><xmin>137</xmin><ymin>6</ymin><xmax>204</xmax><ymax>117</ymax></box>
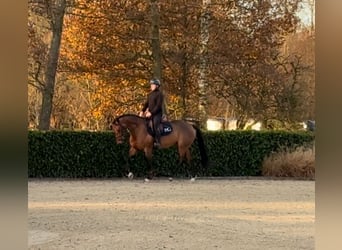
<box><xmin>147</xmin><ymin>121</ymin><xmax>173</xmax><ymax>136</ymax></box>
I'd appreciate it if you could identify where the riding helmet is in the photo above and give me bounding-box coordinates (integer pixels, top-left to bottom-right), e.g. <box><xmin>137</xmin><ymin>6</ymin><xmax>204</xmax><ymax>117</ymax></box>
<box><xmin>150</xmin><ymin>78</ymin><xmax>161</xmax><ymax>86</ymax></box>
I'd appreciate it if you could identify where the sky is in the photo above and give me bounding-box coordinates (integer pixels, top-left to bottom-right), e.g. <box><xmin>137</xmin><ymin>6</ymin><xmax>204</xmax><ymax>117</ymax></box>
<box><xmin>297</xmin><ymin>0</ymin><xmax>315</xmax><ymax>27</ymax></box>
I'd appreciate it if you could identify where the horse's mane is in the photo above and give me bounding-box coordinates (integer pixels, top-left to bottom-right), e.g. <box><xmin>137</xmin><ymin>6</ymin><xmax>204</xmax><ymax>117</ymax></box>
<box><xmin>116</xmin><ymin>113</ymin><xmax>145</xmax><ymax>121</ymax></box>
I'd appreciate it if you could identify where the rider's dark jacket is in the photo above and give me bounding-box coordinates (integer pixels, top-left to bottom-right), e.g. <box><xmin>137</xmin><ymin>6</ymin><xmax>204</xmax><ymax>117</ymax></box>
<box><xmin>142</xmin><ymin>88</ymin><xmax>164</xmax><ymax>115</ymax></box>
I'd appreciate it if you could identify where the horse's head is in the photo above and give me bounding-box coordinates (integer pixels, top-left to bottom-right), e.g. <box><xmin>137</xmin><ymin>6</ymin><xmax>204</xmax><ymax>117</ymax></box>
<box><xmin>110</xmin><ymin>118</ymin><xmax>125</xmax><ymax>144</ymax></box>
<box><xmin>110</xmin><ymin>114</ymin><xmax>144</xmax><ymax>144</ymax></box>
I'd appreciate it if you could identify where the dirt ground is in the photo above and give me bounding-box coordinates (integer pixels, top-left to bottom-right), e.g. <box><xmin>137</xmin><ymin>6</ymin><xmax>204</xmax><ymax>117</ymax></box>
<box><xmin>28</xmin><ymin>178</ymin><xmax>315</xmax><ymax>250</ymax></box>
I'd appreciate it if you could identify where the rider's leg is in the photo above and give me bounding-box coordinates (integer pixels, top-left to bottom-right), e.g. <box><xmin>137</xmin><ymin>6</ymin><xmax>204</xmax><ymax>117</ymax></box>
<box><xmin>153</xmin><ymin>114</ymin><xmax>162</xmax><ymax>147</ymax></box>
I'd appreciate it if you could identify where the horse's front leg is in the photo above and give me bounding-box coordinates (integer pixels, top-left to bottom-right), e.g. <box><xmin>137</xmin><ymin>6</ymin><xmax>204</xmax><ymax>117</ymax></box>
<box><xmin>123</xmin><ymin>146</ymin><xmax>137</xmax><ymax>179</ymax></box>
<box><xmin>144</xmin><ymin>146</ymin><xmax>155</xmax><ymax>180</ymax></box>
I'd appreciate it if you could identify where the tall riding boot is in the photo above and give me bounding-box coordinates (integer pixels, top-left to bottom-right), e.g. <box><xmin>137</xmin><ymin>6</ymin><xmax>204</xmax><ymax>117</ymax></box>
<box><xmin>154</xmin><ymin>129</ymin><xmax>161</xmax><ymax>148</ymax></box>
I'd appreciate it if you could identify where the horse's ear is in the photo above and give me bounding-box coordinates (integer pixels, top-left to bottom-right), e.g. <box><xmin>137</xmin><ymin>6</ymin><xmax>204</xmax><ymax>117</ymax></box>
<box><xmin>113</xmin><ymin>118</ymin><xmax>119</xmax><ymax>125</ymax></box>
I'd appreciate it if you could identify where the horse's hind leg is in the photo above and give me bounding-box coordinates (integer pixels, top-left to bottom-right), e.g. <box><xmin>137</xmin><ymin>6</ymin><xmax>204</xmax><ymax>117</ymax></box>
<box><xmin>185</xmin><ymin>149</ymin><xmax>192</xmax><ymax>164</ymax></box>
<box><xmin>185</xmin><ymin>148</ymin><xmax>197</xmax><ymax>179</ymax></box>
<box><xmin>178</xmin><ymin>146</ymin><xmax>192</xmax><ymax>178</ymax></box>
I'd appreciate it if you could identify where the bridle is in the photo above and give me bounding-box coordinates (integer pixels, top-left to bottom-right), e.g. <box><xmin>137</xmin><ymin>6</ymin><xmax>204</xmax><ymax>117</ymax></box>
<box><xmin>112</xmin><ymin>118</ymin><xmax>125</xmax><ymax>144</ymax></box>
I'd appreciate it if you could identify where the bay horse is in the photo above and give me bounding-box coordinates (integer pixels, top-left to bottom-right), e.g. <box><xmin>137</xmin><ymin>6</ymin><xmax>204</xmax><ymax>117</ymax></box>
<box><xmin>110</xmin><ymin>114</ymin><xmax>208</xmax><ymax>180</ymax></box>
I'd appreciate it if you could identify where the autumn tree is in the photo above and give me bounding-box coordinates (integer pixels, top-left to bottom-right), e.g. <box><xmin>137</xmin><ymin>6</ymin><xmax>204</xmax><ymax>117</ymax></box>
<box><xmin>60</xmin><ymin>0</ymin><xmax>155</xmax><ymax>128</ymax></box>
<box><xmin>62</xmin><ymin>0</ymin><xmax>213</xmax><ymax>126</ymax></box>
<box><xmin>209</xmin><ymin>0</ymin><xmax>303</xmax><ymax>128</ymax></box>
<box><xmin>282</xmin><ymin>28</ymin><xmax>315</xmax><ymax>123</ymax></box>
<box><xmin>159</xmin><ymin>1</ymin><xmax>202</xmax><ymax>119</ymax></box>
<box><xmin>28</xmin><ymin>0</ymin><xmax>68</xmax><ymax>130</ymax></box>
<box><xmin>28</xmin><ymin>12</ymin><xmax>47</xmax><ymax>128</ymax></box>
<box><xmin>28</xmin><ymin>0</ymin><xmax>313</xmax><ymax>130</ymax></box>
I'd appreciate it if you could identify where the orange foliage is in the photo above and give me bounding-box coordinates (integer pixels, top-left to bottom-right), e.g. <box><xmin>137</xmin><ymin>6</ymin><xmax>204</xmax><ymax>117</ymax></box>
<box><xmin>60</xmin><ymin>0</ymin><xmax>151</xmax><ymax>125</ymax></box>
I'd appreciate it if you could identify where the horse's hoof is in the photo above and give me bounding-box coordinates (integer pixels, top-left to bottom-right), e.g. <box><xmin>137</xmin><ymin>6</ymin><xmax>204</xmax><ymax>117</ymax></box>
<box><xmin>168</xmin><ymin>177</ymin><xmax>173</xmax><ymax>182</ymax></box>
<box><xmin>127</xmin><ymin>172</ymin><xmax>134</xmax><ymax>179</ymax></box>
<box><xmin>190</xmin><ymin>177</ymin><xmax>196</xmax><ymax>182</ymax></box>
<box><xmin>144</xmin><ymin>178</ymin><xmax>150</xmax><ymax>182</ymax></box>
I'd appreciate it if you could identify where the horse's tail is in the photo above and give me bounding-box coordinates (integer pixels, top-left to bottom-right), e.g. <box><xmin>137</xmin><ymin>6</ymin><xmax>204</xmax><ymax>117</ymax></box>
<box><xmin>193</xmin><ymin>125</ymin><xmax>208</xmax><ymax>168</ymax></box>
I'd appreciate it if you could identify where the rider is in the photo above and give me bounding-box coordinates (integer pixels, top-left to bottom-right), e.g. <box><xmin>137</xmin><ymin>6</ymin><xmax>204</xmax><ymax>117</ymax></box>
<box><xmin>139</xmin><ymin>78</ymin><xmax>164</xmax><ymax>148</ymax></box>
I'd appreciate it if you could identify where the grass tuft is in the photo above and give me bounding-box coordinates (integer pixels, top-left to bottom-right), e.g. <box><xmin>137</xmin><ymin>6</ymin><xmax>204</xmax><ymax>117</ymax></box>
<box><xmin>262</xmin><ymin>145</ymin><xmax>315</xmax><ymax>179</ymax></box>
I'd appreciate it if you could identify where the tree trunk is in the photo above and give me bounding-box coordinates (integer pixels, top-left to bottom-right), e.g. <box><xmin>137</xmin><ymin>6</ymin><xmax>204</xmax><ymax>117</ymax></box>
<box><xmin>38</xmin><ymin>0</ymin><xmax>66</xmax><ymax>130</ymax></box>
<box><xmin>151</xmin><ymin>0</ymin><xmax>162</xmax><ymax>81</ymax></box>
<box><xmin>181</xmin><ymin>50</ymin><xmax>188</xmax><ymax>119</ymax></box>
<box><xmin>150</xmin><ymin>0</ymin><xmax>169</xmax><ymax>117</ymax></box>
<box><xmin>198</xmin><ymin>0</ymin><xmax>210</xmax><ymax>128</ymax></box>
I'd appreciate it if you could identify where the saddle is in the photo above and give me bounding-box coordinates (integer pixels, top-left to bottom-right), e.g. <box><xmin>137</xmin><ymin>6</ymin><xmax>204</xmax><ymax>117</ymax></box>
<box><xmin>146</xmin><ymin>120</ymin><xmax>173</xmax><ymax>137</ymax></box>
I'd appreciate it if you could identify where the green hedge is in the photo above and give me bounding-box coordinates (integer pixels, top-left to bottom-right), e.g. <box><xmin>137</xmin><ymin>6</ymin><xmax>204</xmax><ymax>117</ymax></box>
<box><xmin>28</xmin><ymin>130</ymin><xmax>314</xmax><ymax>178</ymax></box>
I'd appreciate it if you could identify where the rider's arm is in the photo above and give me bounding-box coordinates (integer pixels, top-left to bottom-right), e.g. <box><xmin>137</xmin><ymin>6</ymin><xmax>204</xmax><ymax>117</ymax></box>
<box><xmin>141</xmin><ymin>96</ymin><xmax>149</xmax><ymax>112</ymax></box>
